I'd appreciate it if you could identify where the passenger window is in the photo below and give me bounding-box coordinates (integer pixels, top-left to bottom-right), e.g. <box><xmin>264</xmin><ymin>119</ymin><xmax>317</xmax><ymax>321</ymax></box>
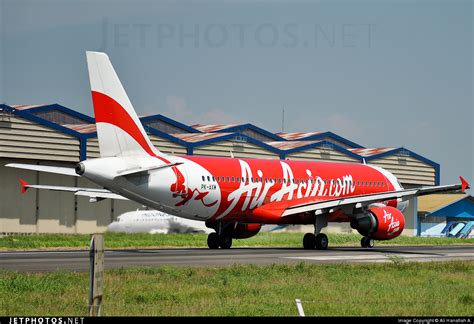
<box><xmin>217</xmin><ymin>176</ymin><xmax>220</xmax><ymax>182</ymax></box>
<box><xmin>202</xmin><ymin>176</ymin><xmax>205</xmax><ymax>181</ymax></box>
<box><xmin>212</xmin><ymin>176</ymin><xmax>215</xmax><ymax>182</ymax></box>
<box><xmin>227</xmin><ymin>177</ymin><xmax>230</xmax><ymax>182</ymax></box>
<box><xmin>207</xmin><ymin>176</ymin><xmax>210</xmax><ymax>182</ymax></box>
<box><xmin>231</xmin><ymin>177</ymin><xmax>235</xmax><ymax>182</ymax></box>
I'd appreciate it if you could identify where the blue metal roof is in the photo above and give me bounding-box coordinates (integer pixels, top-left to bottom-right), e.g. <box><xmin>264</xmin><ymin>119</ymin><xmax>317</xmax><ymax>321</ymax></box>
<box><xmin>429</xmin><ymin>196</ymin><xmax>474</xmax><ymax>219</ymax></box>
<box><xmin>294</xmin><ymin>131</ymin><xmax>364</xmax><ymax>149</ymax></box>
<box><xmin>140</xmin><ymin>114</ymin><xmax>200</xmax><ymax>134</ymax></box>
<box><xmin>208</xmin><ymin>123</ymin><xmax>285</xmax><ymax>142</ymax></box>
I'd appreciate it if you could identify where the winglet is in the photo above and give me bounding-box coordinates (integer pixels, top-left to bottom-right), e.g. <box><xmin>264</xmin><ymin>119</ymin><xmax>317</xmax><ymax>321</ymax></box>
<box><xmin>19</xmin><ymin>179</ymin><xmax>30</xmax><ymax>194</ymax></box>
<box><xmin>460</xmin><ymin>176</ymin><xmax>470</xmax><ymax>192</ymax></box>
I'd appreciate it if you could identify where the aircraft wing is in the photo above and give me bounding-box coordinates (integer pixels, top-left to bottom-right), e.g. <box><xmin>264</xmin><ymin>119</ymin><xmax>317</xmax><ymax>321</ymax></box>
<box><xmin>19</xmin><ymin>179</ymin><xmax>128</xmax><ymax>201</ymax></box>
<box><xmin>253</xmin><ymin>177</ymin><xmax>470</xmax><ymax>219</ymax></box>
<box><xmin>6</xmin><ymin>163</ymin><xmax>78</xmax><ymax>176</ymax></box>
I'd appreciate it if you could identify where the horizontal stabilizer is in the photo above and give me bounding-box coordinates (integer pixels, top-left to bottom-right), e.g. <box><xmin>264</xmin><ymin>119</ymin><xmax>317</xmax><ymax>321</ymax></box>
<box><xmin>17</xmin><ymin>182</ymin><xmax>128</xmax><ymax>201</ymax></box>
<box><xmin>6</xmin><ymin>163</ymin><xmax>78</xmax><ymax>177</ymax></box>
<box><xmin>115</xmin><ymin>162</ymin><xmax>183</xmax><ymax>178</ymax></box>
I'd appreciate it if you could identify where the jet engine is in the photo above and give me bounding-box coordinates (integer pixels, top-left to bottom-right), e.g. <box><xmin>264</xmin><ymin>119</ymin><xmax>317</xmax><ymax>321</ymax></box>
<box><xmin>232</xmin><ymin>223</ymin><xmax>262</xmax><ymax>239</ymax></box>
<box><xmin>351</xmin><ymin>206</ymin><xmax>405</xmax><ymax>240</ymax></box>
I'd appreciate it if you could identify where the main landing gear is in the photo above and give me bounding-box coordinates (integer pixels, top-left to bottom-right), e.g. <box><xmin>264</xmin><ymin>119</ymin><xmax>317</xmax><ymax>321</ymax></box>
<box><xmin>303</xmin><ymin>233</ymin><xmax>328</xmax><ymax>250</ymax></box>
<box><xmin>303</xmin><ymin>215</ymin><xmax>329</xmax><ymax>250</ymax></box>
<box><xmin>207</xmin><ymin>222</ymin><xmax>233</xmax><ymax>249</ymax></box>
<box><xmin>360</xmin><ymin>237</ymin><xmax>374</xmax><ymax>248</ymax></box>
<box><xmin>207</xmin><ymin>232</ymin><xmax>233</xmax><ymax>249</ymax></box>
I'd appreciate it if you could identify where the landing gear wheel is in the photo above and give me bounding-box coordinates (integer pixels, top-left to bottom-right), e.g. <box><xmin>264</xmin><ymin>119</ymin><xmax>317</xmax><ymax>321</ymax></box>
<box><xmin>315</xmin><ymin>233</ymin><xmax>328</xmax><ymax>250</ymax></box>
<box><xmin>303</xmin><ymin>233</ymin><xmax>316</xmax><ymax>249</ymax></box>
<box><xmin>361</xmin><ymin>237</ymin><xmax>374</xmax><ymax>248</ymax></box>
<box><xmin>207</xmin><ymin>233</ymin><xmax>220</xmax><ymax>249</ymax></box>
<box><xmin>219</xmin><ymin>235</ymin><xmax>233</xmax><ymax>249</ymax></box>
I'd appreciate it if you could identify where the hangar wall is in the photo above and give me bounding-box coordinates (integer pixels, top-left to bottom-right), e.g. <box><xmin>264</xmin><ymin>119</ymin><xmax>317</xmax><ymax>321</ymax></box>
<box><xmin>0</xmin><ymin>158</ymin><xmax>141</xmax><ymax>234</ymax></box>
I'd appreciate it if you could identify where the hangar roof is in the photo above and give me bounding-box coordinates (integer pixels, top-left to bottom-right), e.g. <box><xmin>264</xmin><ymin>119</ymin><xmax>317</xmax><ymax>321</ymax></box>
<box><xmin>265</xmin><ymin>141</ymin><xmax>321</xmax><ymax>150</ymax></box>
<box><xmin>276</xmin><ymin>132</ymin><xmax>322</xmax><ymax>140</ymax></box>
<box><xmin>192</xmin><ymin>124</ymin><xmax>238</xmax><ymax>132</ymax></box>
<box><xmin>418</xmin><ymin>194</ymin><xmax>467</xmax><ymax>213</ymax></box>
<box><xmin>192</xmin><ymin>123</ymin><xmax>283</xmax><ymax>142</ymax></box>
<box><xmin>349</xmin><ymin>147</ymin><xmax>396</xmax><ymax>157</ymax></box>
<box><xmin>171</xmin><ymin>132</ymin><xmax>233</xmax><ymax>143</ymax></box>
<box><xmin>428</xmin><ymin>195</ymin><xmax>474</xmax><ymax>219</ymax></box>
<box><xmin>0</xmin><ymin>103</ymin><xmax>440</xmax><ymax>185</ymax></box>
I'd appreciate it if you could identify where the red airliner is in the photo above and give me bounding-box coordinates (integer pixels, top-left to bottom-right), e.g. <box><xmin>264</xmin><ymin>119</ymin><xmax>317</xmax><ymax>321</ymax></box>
<box><xmin>8</xmin><ymin>52</ymin><xmax>470</xmax><ymax>250</ymax></box>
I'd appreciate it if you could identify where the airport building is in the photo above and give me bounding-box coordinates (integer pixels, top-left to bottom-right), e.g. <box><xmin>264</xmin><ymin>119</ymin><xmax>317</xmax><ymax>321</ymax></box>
<box><xmin>418</xmin><ymin>194</ymin><xmax>474</xmax><ymax>237</ymax></box>
<box><xmin>0</xmin><ymin>103</ymin><xmax>440</xmax><ymax>235</ymax></box>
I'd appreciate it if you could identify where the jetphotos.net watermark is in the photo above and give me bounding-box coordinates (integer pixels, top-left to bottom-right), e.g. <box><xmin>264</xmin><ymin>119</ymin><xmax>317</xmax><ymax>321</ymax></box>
<box><xmin>96</xmin><ymin>19</ymin><xmax>375</xmax><ymax>50</ymax></box>
<box><xmin>7</xmin><ymin>318</ymin><xmax>84</xmax><ymax>324</ymax></box>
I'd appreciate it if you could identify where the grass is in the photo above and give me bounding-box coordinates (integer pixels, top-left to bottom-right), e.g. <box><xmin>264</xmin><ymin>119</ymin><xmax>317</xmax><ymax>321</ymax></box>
<box><xmin>0</xmin><ymin>232</ymin><xmax>473</xmax><ymax>250</ymax></box>
<box><xmin>1</xmin><ymin>261</ymin><xmax>473</xmax><ymax>316</ymax></box>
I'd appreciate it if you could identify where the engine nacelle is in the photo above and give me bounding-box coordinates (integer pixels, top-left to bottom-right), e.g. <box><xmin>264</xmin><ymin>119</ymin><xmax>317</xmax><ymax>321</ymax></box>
<box><xmin>232</xmin><ymin>223</ymin><xmax>262</xmax><ymax>239</ymax></box>
<box><xmin>352</xmin><ymin>206</ymin><xmax>405</xmax><ymax>240</ymax></box>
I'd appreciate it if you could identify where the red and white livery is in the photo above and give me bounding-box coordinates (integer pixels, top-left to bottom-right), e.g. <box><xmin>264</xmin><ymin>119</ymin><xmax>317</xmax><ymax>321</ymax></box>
<box><xmin>8</xmin><ymin>52</ymin><xmax>470</xmax><ymax>249</ymax></box>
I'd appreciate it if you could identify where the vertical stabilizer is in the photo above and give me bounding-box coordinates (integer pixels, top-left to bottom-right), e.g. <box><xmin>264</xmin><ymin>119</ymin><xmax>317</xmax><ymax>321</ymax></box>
<box><xmin>86</xmin><ymin>51</ymin><xmax>165</xmax><ymax>158</ymax></box>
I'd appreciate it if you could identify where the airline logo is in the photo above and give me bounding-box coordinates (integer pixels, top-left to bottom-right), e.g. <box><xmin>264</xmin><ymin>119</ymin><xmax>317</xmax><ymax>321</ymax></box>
<box><xmin>383</xmin><ymin>209</ymin><xmax>401</xmax><ymax>236</ymax></box>
<box><xmin>215</xmin><ymin>160</ymin><xmax>356</xmax><ymax>219</ymax></box>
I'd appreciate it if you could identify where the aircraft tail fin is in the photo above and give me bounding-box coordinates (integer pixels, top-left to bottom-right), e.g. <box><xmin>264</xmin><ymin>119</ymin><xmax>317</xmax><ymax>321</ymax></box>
<box><xmin>86</xmin><ymin>51</ymin><xmax>165</xmax><ymax>158</ymax></box>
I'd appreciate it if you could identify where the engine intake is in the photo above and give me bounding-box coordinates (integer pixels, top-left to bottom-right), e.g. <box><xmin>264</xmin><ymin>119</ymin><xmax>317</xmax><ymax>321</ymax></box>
<box><xmin>352</xmin><ymin>206</ymin><xmax>405</xmax><ymax>240</ymax></box>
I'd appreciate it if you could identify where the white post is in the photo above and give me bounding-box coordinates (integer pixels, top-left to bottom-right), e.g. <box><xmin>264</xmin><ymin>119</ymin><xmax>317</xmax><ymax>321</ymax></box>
<box><xmin>295</xmin><ymin>299</ymin><xmax>305</xmax><ymax>317</ymax></box>
<box><xmin>89</xmin><ymin>234</ymin><xmax>104</xmax><ymax>316</ymax></box>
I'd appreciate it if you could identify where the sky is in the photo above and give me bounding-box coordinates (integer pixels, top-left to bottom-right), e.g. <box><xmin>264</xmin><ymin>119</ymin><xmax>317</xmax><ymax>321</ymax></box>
<box><xmin>1</xmin><ymin>0</ymin><xmax>472</xmax><ymax>185</ymax></box>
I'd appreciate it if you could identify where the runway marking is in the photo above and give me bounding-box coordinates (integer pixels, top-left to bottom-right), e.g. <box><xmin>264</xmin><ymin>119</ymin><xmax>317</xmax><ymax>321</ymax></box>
<box><xmin>282</xmin><ymin>252</ymin><xmax>474</xmax><ymax>262</ymax></box>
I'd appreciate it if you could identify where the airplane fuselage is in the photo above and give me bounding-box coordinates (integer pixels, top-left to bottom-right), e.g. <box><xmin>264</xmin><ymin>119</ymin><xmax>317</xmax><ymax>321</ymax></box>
<box><xmin>79</xmin><ymin>155</ymin><xmax>407</xmax><ymax>224</ymax></box>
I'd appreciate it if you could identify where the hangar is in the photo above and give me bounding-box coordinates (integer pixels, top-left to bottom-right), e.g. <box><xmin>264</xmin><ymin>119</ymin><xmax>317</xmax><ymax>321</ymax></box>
<box><xmin>0</xmin><ymin>103</ymin><xmax>440</xmax><ymax>235</ymax></box>
<box><xmin>418</xmin><ymin>194</ymin><xmax>474</xmax><ymax>237</ymax></box>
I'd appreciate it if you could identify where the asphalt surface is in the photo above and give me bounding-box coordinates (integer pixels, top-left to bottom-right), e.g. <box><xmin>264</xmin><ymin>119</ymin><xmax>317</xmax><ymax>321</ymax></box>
<box><xmin>1</xmin><ymin>245</ymin><xmax>474</xmax><ymax>272</ymax></box>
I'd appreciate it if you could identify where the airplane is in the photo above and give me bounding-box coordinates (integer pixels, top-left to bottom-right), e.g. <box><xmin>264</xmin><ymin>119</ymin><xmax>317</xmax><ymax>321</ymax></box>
<box><xmin>107</xmin><ymin>209</ymin><xmax>214</xmax><ymax>234</ymax></box>
<box><xmin>108</xmin><ymin>209</ymin><xmax>285</xmax><ymax>234</ymax></box>
<box><xmin>7</xmin><ymin>51</ymin><xmax>470</xmax><ymax>250</ymax></box>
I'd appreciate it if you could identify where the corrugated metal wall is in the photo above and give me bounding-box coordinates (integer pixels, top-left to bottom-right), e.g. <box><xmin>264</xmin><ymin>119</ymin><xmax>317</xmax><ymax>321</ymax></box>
<box><xmin>149</xmin><ymin>135</ymin><xmax>187</xmax><ymax>155</ymax></box>
<box><xmin>286</xmin><ymin>147</ymin><xmax>359</xmax><ymax>163</ymax></box>
<box><xmin>369</xmin><ymin>155</ymin><xmax>435</xmax><ymax>185</ymax></box>
<box><xmin>0</xmin><ymin>116</ymin><xmax>80</xmax><ymax>162</ymax></box>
